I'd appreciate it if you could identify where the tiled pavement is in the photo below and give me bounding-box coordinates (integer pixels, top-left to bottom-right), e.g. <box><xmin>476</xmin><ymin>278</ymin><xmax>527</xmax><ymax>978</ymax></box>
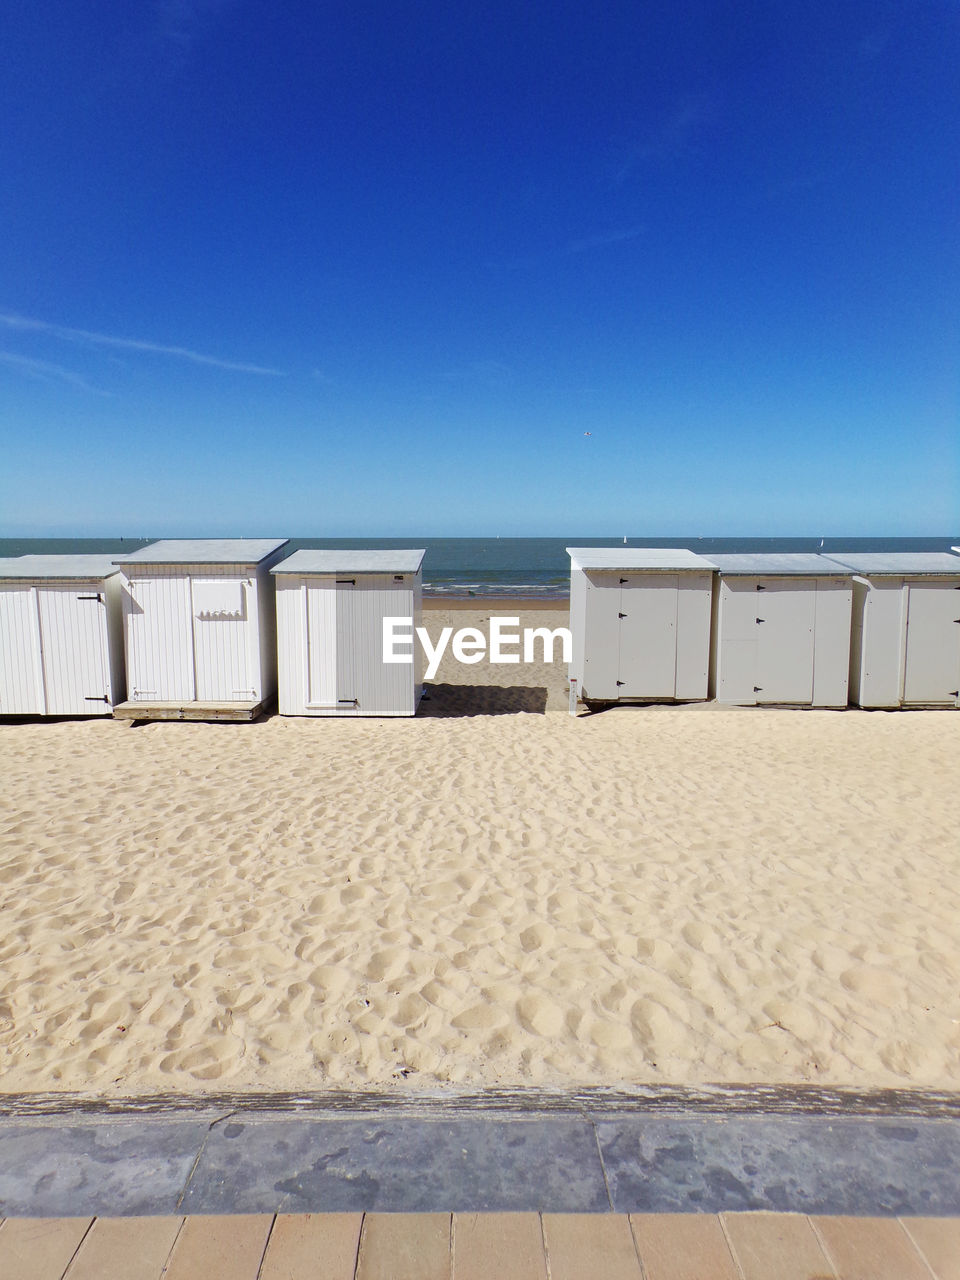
<box><xmin>2</xmin><ymin>1211</ymin><xmax>960</xmax><ymax>1279</ymax></box>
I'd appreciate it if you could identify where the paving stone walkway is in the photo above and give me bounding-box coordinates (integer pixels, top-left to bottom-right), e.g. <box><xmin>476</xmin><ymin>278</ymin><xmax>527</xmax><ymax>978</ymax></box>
<box><xmin>2</xmin><ymin>1211</ymin><xmax>960</xmax><ymax>1279</ymax></box>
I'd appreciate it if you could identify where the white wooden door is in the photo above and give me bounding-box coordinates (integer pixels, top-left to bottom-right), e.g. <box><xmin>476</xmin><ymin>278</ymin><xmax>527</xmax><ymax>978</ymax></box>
<box><xmin>192</xmin><ymin>577</ymin><xmax>254</xmax><ymax>701</ymax></box>
<box><xmin>903</xmin><ymin>582</ymin><xmax>960</xmax><ymax>704</ymax></box>
<box><xmin>581</xmin><ymin>575</ymin><xmax>622</xmax><ymax>699</ymax></box>
<box><xmin>125</xmin><ymin>576</ymin><xmax>194</xmax><ymax>701</ymax></box>
<box><xmin>755</xmin><ymin>579</ymin><xmax>816</xmax><ymax>703</ymax></box>
<box><xmin>38</xmin><ymin>586</ymin><xmax>110</xmax><ymax>715</ymax></box>
<box><xmin>0</xmin><ymin>586</ymin><xmax>43</xmax><ymax>713</ymax></box>
<box><xmin>305</xmin><ymin>578</ymin><xmax>337</xmax><ymax>707</ymax></box>
<box><xmin>716</xmin><ymin>578</ymin><xmax>759</xmax><ymax>703</ymax></box>
<box><xmin>617</xmin><ymin>574</ymin><xmax>678</xmax><ymax>698</ymax></box>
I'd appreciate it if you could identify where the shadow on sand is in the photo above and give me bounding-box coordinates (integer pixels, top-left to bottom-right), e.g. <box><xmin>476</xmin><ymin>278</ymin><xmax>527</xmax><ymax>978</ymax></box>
<box><xmin>418</xmin><ymin>684</ymin><xmax>549</xmax><ymax>717</ymax></box>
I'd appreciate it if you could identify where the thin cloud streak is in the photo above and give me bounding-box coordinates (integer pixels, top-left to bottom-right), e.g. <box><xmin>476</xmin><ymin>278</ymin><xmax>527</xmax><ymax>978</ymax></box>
<box><xmin>565</xmin><ymin>226</ymin><xmax>645</xmax><ymax>254</ymax></box>
<box><xmin>0</xmin><ymin>311</ymin><xmax>284</xmax><ymax>375</ymax></box>
<box><xmin>0</xmin><ymin>351</ymin><xmax>110</xmax><ymax>395</ymax></box>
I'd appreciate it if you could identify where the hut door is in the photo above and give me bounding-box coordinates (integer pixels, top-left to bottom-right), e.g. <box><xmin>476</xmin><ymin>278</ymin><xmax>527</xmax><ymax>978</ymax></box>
<box><xmin>37</xmin><ymin>586</ymin><xmax>110</xmax><ymax>715</ymax></box>
<box><xmin>754</xmin><ymin>579</ymin><xmax>815</xmax><ymax>703</ymax></box>
<box><xmin>617</xmin><ymin>574</ymin><xmax>678</xmax><ymax>697</ymax></box>
<box><xmin>305</xmin><ymin>578</ymin><xmax>337</xmax><ymax>707</ymax></box>
<box><xmin>903</xmin><ymin>582</ymin><xmax>960</xmax><ymax>704</ymax></box>
<box><xmin>192</xmin><ymin>578</ymin><xmax>253</xmax><ymax>702</ymax></box>
<box><xmin>0</xmin><ymin>586</ymin><xmax>43</xmax><ymax>713</ymax></box>
<box><xmin>125</xmin><ymin>576</ymin><xmax>194</xmax><ymax>701</ymax></box>
<box><xmin>334</xmin><ymin>579</ymin><xmax>360</xmax><ymax>707</ymax></box>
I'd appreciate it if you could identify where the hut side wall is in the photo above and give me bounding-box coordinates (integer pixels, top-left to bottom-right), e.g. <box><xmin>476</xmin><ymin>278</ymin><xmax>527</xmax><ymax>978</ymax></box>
<box><xmin>276</xmin><ymin>574</ymin><xmax>420</xmax><ymax>716</ymax></box>
<box><xmin>0</xmin><ymin>576</ymin><xmax>123</xmax><ymax>717</ymax></box>
<box><xmin>121</xmin><ymin>562</ymin><xmax>268</xmax><ymax>704</ymax></box>
<box><xmin>715</xmin><ymin>575</ymin><xmax>852</xmax><ymax>707</ymax></box>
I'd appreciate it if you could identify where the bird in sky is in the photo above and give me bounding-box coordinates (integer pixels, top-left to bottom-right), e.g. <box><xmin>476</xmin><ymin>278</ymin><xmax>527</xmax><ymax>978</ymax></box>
<box><xmin>583</xmin><ymin>431</ymin><xmax>592</xmax><ymax>436</ymax></box>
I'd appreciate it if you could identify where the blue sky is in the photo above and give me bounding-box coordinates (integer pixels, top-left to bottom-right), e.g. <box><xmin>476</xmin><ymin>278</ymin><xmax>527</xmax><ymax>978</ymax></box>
<box><xmin>1</xmin><ymin>0</ymin><xmax>957</xmax><ymax>536</ymax></box>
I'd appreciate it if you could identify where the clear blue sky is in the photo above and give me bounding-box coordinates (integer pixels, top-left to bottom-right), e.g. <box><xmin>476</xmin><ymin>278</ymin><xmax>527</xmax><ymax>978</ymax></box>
<box><xmin>1</xmin><ymin>1</ymin><xmax>957</xmax><ymax>536</ymax></box>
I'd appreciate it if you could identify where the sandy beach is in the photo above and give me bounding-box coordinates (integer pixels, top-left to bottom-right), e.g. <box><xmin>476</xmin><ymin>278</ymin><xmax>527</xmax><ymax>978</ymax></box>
<box><xmin>0</xmin><ymin>603</ymin><xmax>958</xmax><ymax>1096</ymax></box>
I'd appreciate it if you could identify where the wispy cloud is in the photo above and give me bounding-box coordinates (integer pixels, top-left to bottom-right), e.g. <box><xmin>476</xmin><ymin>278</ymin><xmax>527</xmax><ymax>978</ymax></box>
<box><xmin>613</xmin><ymin>98</ymin><xmax>709</xmax><ymax>187</ymax></box>
<box><xmin>441</xmin><ymin>359</ymin><xmax>513</xmax><ymax>385</ymax></box>
<box><xmin>565</xmin><ymin>225</ymin><xmax>644</xmax><ymax>255</ymax></box>
<box><xmin>858</xmin><ymin>18</ymin><xmax>896</xmax><ymax>61</ymax></box>
<box><xmin>0</xmin><ymin>311</ymin><xmax>284</xmax><ymax>375</ymax></box>
<box><xmin>0</xmin><ymin>351</ymin><xmax>110</xmax><ymax>395</ymax></box>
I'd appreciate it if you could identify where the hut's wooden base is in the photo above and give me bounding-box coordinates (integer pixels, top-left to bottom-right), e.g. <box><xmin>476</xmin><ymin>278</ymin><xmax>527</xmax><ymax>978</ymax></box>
<box><xmin>113</xmin><ymin>698</ymin><xmax>268</xmax><ymax>722</ymax></box>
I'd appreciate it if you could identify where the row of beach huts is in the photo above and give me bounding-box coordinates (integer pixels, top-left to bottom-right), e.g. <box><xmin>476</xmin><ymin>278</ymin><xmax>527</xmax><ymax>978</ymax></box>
<box><xmin>0</xmin><ymin>540</ymin><xmax>959</xmax><ymax>719</ymax></box>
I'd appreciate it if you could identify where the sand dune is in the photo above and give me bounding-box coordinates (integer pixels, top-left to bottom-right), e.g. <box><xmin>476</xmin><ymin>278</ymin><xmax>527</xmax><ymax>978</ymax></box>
<box><xmin>0</xmin><ymin>607</ymin><xmax>958</xmax><ymax>1095</ymax></box>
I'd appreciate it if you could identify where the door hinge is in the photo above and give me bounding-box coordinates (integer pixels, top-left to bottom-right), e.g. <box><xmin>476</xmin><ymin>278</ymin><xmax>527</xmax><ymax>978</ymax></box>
<box><xmin>78</xmin><ymin>594</ymin><xmax>104</xmax><ymax>602</ymax></box>
<box><xmin>756</xmin><ymin>584</ymin><xmax>766</xmax><ymax>591</ymax></box>
<box><xmin>619</xmin><ymin>577</ymin><xmax>628</xmax><ymax>583</ymax></box>
<box><xmin>84</xmin><ymin>694</ymin><xmax>109</xmax><ymax>703</ymax></box>
<box><xmin>756</xmin><ymin>617</ymin><xmax>765</xmax><ymax>623</ymax></box>
<box><xmin>337</xmin><ymin>697</ymin><xmax>358</xmax><ymax>705</ymax></box>
<box><xmin>618</xmin><ymin>612</ymin><xmax>627</xmax><ymax>619</ymax></box>
<box><xmin>336</xmin><ymin>578</ymin><xmax>356</xmax><ymax>586</ymax></box>
<box><xmin>753</xmin><ymin>686</ymin><xmax>762</xmax><ymax>692</ymax></box>
<box><xmin>616</xmin><ymin>680</ymin><xmax>625</xmax><ymax>686</ymax></box>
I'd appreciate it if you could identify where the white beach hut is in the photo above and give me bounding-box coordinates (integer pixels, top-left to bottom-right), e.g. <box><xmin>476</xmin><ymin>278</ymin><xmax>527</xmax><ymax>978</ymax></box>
<box><xmin>709</xmin><ymin>553</ymin><xmax>854</xmax><ymax>707</ymax></box>
<box><xmin>0</xmin><ymin>555</ymin><xmax>125</xmax><ymax>716</ymax></box>
<box><xmin>113</xmin><ymin>538</ymin><xmax>289</xmax><ymax>720</ymax></box>
<box><xmin>824</xmin><ymin>553</ymin><xmax>960</xmax><ymax>708</ymax></box>
<box><xmin>272</xmin><ymin>549</ymin><xmax>425</xmax><ymax>716</ymax></box>
<box><xmin>566</xmin><ymin>548</ymin><xmax>717</xmax><ymax>705</ymax></box>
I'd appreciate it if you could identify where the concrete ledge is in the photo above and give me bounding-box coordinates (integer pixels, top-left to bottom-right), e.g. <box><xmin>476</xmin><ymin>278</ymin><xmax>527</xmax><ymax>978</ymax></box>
<box><xmin>2</xmin><ymin>1097</ymin><xmax>959</xmax><ymax>1217</ymax></box>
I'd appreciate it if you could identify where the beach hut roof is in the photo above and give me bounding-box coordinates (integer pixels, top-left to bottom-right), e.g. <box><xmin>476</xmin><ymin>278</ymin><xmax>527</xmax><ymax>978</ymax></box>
<box><xmin>823</xmin><ymin>552</ymin><xmax>960</xmax><ymax>575</ymax></box>
<box><xmin>707</xmin><ymin>553</ymin><xmax>852</xmax><ymax>575</ymax></box>
<box><xmin>271</xmin><ymin>549</ymin><xmax>426</xmax><ymax>575</ymax></box>
<box><xmin>116</xmin><ymin>538</ymin><xmax>288</xmax><ymax>566</ymax></box>
<box><xmin>566</xmin><ymin>547</ymin><xmax>717</xmax><ymax>571</ymax></box>
<box><xmin>0</xmin><ymin>554</ymin><xmax>123</xmax><ymax>580</ymax></box>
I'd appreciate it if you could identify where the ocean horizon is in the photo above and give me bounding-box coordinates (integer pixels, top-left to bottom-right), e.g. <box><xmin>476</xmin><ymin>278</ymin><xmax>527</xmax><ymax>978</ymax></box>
<box><xmin>2</xmin><ymin>534</ymin><xmax>957</xmax><ymax>598</ymax></box>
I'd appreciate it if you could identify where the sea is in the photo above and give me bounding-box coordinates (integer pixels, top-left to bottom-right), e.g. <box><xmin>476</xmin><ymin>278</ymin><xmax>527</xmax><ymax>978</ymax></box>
<box><xmin>2</xmin><ymin>535</ymin><xmax>958</xmax><ymax>598</ymax></box>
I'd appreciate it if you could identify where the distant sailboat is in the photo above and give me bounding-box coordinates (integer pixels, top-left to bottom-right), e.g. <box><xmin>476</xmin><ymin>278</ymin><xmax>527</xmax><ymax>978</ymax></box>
<box><xmin>623</xmin><ymin>535</ymin><xmax>628</xmax><ymax>544</ymax></box>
